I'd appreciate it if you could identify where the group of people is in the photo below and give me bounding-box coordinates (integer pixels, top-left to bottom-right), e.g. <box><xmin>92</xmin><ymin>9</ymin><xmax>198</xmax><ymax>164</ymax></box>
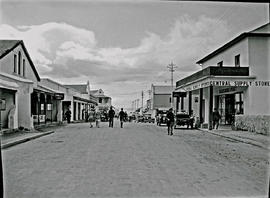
<box><xmin>88</xmin><ymin>106</ymin><xmax>126</xmax><ymax>128</ymax></box>
<box><xmin>64</xmin><ymin>106</ymin><xmax>127</xmax><ymax>128</ymax></box>
<box><xmin>166</xmin><ymin>107</ymin><xmax>221</xmax><ymax>136</ymax></box>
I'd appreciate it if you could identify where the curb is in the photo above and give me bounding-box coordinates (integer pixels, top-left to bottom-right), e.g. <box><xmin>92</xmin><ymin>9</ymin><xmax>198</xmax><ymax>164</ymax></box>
<box><xmin>1</xmin><ymin>131</ymin><xmax>55</xmax><ymax>149</ymax></box>
<box><xmin>198</xmin><ymin>129</ymin><xmax>269</xmax><ymax>150</ymax></box>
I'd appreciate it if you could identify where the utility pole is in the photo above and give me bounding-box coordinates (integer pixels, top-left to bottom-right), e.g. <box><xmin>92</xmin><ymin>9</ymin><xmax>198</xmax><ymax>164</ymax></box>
<box><xmin>167</xmin><ymin>61</ymin><xmax>177</xmax><ymax>108</ymax></box>
<box><xmin>141</xmin><ymin>91</ymin><xmax>144</xmax><ymax>112</ymax></box>
<box><xmin>147</xmin><ymin>90</ymin><xmax>151</xmax><ymax>110</ymax></box>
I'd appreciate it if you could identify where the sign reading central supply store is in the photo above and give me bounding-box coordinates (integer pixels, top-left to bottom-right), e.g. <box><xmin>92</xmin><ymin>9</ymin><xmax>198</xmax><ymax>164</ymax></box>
<box><xmin>183</xmin><ymin>79</ymin><xmax>255</xmax><ymax>91</ymax></box>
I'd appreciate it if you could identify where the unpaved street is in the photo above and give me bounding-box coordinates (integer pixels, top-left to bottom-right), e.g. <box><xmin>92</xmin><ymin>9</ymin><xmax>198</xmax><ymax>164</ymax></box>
<box><xmin>2</xmin><ymin>122</ymin><xmax>269</xmax><ymax>198</ymax></box>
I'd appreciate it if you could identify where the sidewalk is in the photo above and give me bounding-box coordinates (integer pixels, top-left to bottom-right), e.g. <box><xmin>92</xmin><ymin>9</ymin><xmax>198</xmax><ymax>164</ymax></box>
<box><xmin>0</xmin><ymin>123</ymin><xmax>66</xmax><ymax>149</ymax></box>
<box><xmin>199</xmin><ymin>128</ymin><xmax>270</xmax><ymax>150</ymax></box>
<box><xmin>1</xmin><ymin>131</ymin><xmax>54</xmax><ymax>149</ymax></box>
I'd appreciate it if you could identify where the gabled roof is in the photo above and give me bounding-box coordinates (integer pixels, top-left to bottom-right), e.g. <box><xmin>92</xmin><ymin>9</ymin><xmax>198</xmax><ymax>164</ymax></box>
<box><xmin>0</xmin><ymin>40</ymin><xmax>41</xmax><ymax>81</ymax></box>
<box><xmin>90</xmin><ymin>89</ymin><xmax>99</xmax><ymax>95</ymax></box>
<box><xmin>196</xmin><ymin>23</ymin><xmax>270</xmax><ymax>65</ymax></box>
<box><xmin>64</xmin><ymin>84</ymin><xmax>88</xmax><ymax>94</ymax></box>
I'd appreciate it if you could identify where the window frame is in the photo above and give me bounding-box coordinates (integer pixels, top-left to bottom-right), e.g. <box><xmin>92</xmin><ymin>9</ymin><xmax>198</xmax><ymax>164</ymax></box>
<box><xmin>14</xmin><ymin>54</ymin><xmax>17</xmax><ymax>73</ymax></box>
<box><xmin>217</xmin><ymin>61</ymin><xmax>223</xmax><ymax>67</ymax></box>
<box><xmin>18</xmin><ymin>51</ymin><xmax>21</xmax><ymax>75</ymax></box>
<box><xmin>235</xmin><ymin>54</ymin><xmax>240</xmax><ymax>67</ymax></box>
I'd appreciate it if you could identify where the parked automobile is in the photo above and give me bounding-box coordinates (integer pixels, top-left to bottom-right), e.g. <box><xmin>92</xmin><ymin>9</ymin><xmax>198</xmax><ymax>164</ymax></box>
<box><xmin>174</xmin><ymin>112</ymin><xmax>194</xmax><ymax>129</ymax></box>
<box><xmin>137</xmin><ymin>115</ymin><xmax>144</xmax><ymax>123</ymax></box>
<box><xmin>144</xmin><ymin>116</ymin><xmax>155</xmax><ymax>123</ymax></box>
<box><xmin>142</xmin><ymin>114</ymin><xmax>155</xmax><ymax>123</ymax></box>
<box><xmin>156</xmin><ymin>110</ymin><xmax>168</xmax><ymax>126</ymax></box>
<box><xmin>100</xmin><ymin>115</ymin><xmax>108</xmax><ymax>122</ymax></box>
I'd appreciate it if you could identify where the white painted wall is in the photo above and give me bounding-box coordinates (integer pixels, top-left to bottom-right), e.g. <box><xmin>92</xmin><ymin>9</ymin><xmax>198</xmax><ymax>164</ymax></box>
<box><xmin>0</xmin><ymin>44</ymin><xmax>40</xmax><ymax>129</ymax></box>
<box><xmin>201</xmin><ymin>38</ymin><xmax>249</xmax><ymax>68</ymax></box>
<box><xmin>0</xmin><ymin>45</ymin><xmax>39</xmax><ymax>84</ymax></box>
<box><xmin>200</xmin><ymin>36</ymin><xmax>270</xmax><ymax>116</ymax></box>
<box><xmin>246</xmin><ymin>36</ymin><xmax>270</xmax><ymax>115</ymax></box>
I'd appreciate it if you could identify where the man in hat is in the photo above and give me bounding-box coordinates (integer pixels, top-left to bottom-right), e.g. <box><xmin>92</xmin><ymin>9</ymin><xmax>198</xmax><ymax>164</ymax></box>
<box><xmin>166</xmin><ymin>108</ymin><xmax>175</xmax><ymax>136</ymax></box>
<box><xmin>108</xmin><ymin>106</ymin><xmax>115</xmax><ymax>128</ymax></box>
<box><xmin>119</xmin><ymin>108</ymin><xmax>125</xmax><ymax>128</ymax></box>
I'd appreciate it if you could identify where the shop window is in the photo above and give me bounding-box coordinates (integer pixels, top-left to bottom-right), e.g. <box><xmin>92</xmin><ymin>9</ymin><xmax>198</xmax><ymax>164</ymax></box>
<box><xmin>47</xmin><ymin>104</ymin><xmax>52</xmax><ymax>111</ymax></box>
<box><xmin>235</xmin><ymin>92</ymin><xmax>244</xmax><ymax>114</ymax></box>
<box><xmin>18</xmin><ymin>51</ymin><xmax>21</xmax><ymax>75</ymax></box>
<box><xmin>217</xmin><ymin>61</ymin><xmax>223</xmax><ymax>67</ymax></box>
<box><xmin>22</xmin><ymin>59</ymin><xmax>26</xmax><ymax>76</ymax></box>
<box><xmin>14</xmin><ymin>54</ymin><xmax>17</xmax><ymax>73</ymax></box>
<box><xmin>235</xmin><ymin>54</ymin><xmax>240</xmax><ymax>67</ymax></box>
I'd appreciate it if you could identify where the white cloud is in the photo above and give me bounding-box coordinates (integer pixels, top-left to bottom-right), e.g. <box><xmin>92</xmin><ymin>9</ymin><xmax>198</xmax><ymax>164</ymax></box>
<box><xmin>0</xmin><ymin>16</ymin><xmax>230</xmax><ymax>108</ymax></box>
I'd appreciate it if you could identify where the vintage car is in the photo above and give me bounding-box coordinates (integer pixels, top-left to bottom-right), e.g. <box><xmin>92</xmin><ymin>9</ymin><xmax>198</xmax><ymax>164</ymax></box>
<box><xmin>156</xmin><ymin>109</ymin><xmax>168</xmax><ymax>126</ymax></box>
<box><xmin>174</xmin><ymin>112</ymin><xmax>194</xmax><ymax>129</ymax></box>
<box><xmin>143</xmin><ymin>114</ymin><xmax>155</xmax><ymax>123</ymax></box>
<box><xmin>137</xmin><ymin>115</ymin><xmax>145</xmax><ymax>123</ymax></box>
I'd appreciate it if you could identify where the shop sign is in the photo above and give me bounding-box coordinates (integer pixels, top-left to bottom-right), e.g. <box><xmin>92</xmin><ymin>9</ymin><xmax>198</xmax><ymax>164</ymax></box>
<box><xmin>33</xmin><ymin>115</ymin><xmax>46</xmax><ymax>123</ymax></box>
<box><xmin>219</xmin><ymin>87</ymin><xmax>237</xmax><ymax>94</ymax></box>
<box><xmin>183</xmin><ymin>79</ymin><xmax>253</xmax><ymax>91</ymax></box>
<box><xmin>54</xmin><ymin>93</ymin><xmax>64</xmax><ymax>100</ymax></box>
<box><xmin>173</xmin><ymin>92</ymin><xmax>187</xmax><ymax>97</ymax></box>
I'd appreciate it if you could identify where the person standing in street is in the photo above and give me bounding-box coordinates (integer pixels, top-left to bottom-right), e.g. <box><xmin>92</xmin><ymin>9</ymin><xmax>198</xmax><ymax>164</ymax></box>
<box><xmin>108</xmin><ymin>106</ymin><xmax>115</xmax><ymax>128</ymax></box>
<box><xmin>119</xmin><ymin>108</ymin><xmax>125</xmax><ymax>128</ymax></box>
<box><xmin>213</xmin><ymin>108</ymin><xmax>221</xmax><ymax>129</ymax></box>
<box><xmin>65</xmin><ymin>108</ymin><xmax>72</xmax><ymax>124</ymax></box>
<box><xmin>95</xmin><ymin>108</ymin><xmax>101</xmax><ymax>128</ymax></box>
<box><xmin>166</xmin><ymin>108</ymin><xmax>175</xmax><ymax>136</ymax></box>
<box><xmin>88</xmin><ymin>107</ymin><xmax>95</xmax><ymax>128</ymax></box>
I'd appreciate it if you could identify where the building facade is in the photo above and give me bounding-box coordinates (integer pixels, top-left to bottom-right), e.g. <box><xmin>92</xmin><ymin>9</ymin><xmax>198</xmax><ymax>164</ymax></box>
<box><xmin>63</xmin><ymin>82</ymin><xmax>98</xmax><ymax>122</ymax></box>
<box><xmin>90</xmin><ymin>89</ymin><xmax>112</xmax><ymax>113</ymax></box>
<box><xmin>174</xmin><ymin>23</ymin><xmax>270</xmax><ymax>134</ymax></box>
<box><xmin>0</xmin><ymin>40</ymin><xmax>40</xmax><ymax>130</ymax></box>
<box><xmin>149</xmin><ymin>84</ymin><xmax>175</xmax><ymax>117</ymax></box>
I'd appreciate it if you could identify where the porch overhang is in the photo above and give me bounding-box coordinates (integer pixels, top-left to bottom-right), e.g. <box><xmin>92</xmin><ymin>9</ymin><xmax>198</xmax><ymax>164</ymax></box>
<box><xmin>175</xmin><ymin>66</ymin><xmax>254</xmax><ymax>92</ymax></box>
<box><xmin>0</xmin><ymin>79</ymin><xmax>19</xmax><ymax>90</ymax></box>
<box><xmin>176</xmin><ymin>75</ymin><xmax>256</xmax><ymax>92</ymax></box>
<box><xmin>34</xmin><ymin>85</ymin><xmax>65</xmax><ymax>100</ymax></box>
<box><xmin>73</xmin><ymin>96</ymin><xmax>98</xmax><ymax>105</ymax></box>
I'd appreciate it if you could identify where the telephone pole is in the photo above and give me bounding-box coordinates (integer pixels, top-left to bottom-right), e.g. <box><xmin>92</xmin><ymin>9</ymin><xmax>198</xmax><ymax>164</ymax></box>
<box><xmin>141</xmin><ymin>91</ymin><xmax>144</xmax><ymax>113</ymax></box>
<box><xmin>167</xmin><ymin>61</ymin><xmax>177</xmax><ymax>108</ymax></box>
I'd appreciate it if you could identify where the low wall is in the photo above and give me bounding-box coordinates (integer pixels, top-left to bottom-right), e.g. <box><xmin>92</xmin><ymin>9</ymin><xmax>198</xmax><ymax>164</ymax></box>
<box><xmin>235</xmin><ymin>115</ymin><xmax>270</xmax><ymax>135</ymax></box>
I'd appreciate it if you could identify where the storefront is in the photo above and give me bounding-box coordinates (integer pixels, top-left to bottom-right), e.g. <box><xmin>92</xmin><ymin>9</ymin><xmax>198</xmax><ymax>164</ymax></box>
<box><xmin>31</xmin><ymin>85</ymin><xmax>64</xmax><ymax>125</ymax></box>
<box><xmin>0</xmin><ymin>79</ymin><xmax>18</xmax><ymax>130</ymax></box>
<box><xmin>174</xmin><ymin>66</ymin><xmax>255</xmax><ymax>129</ymax></box>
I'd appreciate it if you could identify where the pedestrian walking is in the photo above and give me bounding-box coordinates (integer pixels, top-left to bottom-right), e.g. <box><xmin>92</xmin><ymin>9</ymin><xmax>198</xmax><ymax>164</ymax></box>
<box><xmin>65</xmin><ymin>108</ymin><xmax>71</xmax><ymax>124</ymax></box>
<box><xmin>108</xmin><ymin>106</ymin><xmax>115</xmax><ymax>128</ymax></box>
<box><xmin>88</xmin><ymin>107</ymin><xmax>95</xmax><ymax>128</ymax></box>
<box><xmin>166</xmin><ymin>108</ymin><xmax>175</xmax><ymax>136</ymax></box>
<box><xmin>213</xmin><ymin>108</ymin><xmax>221</xmax><ymax>129</ymax></box>
<box><xmin>119</xmin><ymin>108</ymin><xmax>125</xmax><ymax>128</ymax></box>
<box><xmin>95</xmin><ymin>108</ymin><xmax>101</xmax><ymax>128</ymax></box>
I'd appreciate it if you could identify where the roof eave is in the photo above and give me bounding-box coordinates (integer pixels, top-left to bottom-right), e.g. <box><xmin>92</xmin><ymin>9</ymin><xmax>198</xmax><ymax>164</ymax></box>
<box><xmin>196</xmin><ymin>32</ymin><xmax>270</xmax><ymax>65</ymax></box>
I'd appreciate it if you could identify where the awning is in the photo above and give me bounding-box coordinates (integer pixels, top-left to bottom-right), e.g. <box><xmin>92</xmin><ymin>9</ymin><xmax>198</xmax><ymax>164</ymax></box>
<box><xmin>73</xmin><ymin>96</ymin><xmax>98</xmax><ymax>105</ymax></box>
<box><xmin>0</xmin><ymin>79</ymin><xmax>19</xmax><ymax>90</ymax></box>
<box><xmin>176</xmin><ymin>76</ymin><xmax>256</xmax><ymax>92</ymax></box>
<box><xmin>34</xmin><ymin>85</ymin><xmax>65</xmax><ymax>100</ymax></box>
<box><xmin>173</xmin><ymin>91</ymin><xmax>187</xmax><ymax>97</ymax></box>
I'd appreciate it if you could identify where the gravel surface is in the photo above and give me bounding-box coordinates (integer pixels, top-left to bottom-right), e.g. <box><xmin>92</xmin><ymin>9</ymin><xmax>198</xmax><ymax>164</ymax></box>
<box><xmin>2</xmin><ymin>122</ymin><xmax>269</xmax><ymax>198</ymax></box>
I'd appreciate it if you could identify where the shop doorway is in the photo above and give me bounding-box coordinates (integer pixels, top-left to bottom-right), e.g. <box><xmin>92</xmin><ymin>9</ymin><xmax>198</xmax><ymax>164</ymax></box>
<box><xmin>225</xmin><ymin>94</ymin><xmax>235</xmax><ymax>125</ymax></box>
<box><xmin>218</xmin><ymin>94</ymin><xmax>235</xmax><ymax>125</ymax></box>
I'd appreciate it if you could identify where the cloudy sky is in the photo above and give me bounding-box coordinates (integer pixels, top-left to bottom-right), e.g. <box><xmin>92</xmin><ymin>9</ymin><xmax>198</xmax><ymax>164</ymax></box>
<box><xmin>0</xmin><ymin>0</ymin><xmax>269</xmax><ymax>109</ymax></box>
